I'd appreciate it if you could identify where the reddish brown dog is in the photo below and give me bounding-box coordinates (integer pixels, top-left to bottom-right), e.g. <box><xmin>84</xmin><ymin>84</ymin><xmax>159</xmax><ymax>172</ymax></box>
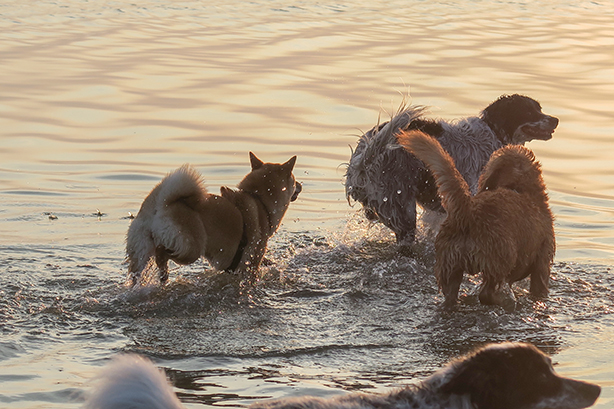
<box><xmin>397</xmin><ymin>130</ymin><xmax>555</xmax><ymax>309</ymax></box>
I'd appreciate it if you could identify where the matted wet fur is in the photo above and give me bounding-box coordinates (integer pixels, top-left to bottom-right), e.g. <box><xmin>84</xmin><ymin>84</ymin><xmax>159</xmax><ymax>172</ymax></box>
<box><xmin>126</xmin><ymin>152</ymin><xmax>301</xmax><ymax>286</ymax></box>
<box><xmin>398</xmin><ymin>130</ymin><xmax>555</xmax><ymax>309</ymax></box>
<box><xmin>345</xmin><ymin>94</ymin><xmax>558</xmax><ymax>244</ymax></box>
<box><xmin>84</xmin><ymin>343</ymin><xmax>600</xmax><ymax>409</ymax></box>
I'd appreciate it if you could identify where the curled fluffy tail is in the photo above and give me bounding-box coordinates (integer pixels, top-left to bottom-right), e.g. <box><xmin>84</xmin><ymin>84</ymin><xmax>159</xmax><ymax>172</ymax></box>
<box><xmin>397</xmin><ymin>130</ymin><xmax>471</xmax><ymax>214</ymax></box>
<box><xmin>156</xmin><ymin>164</ymin><xmax>207</xmax><ymax>209</ymax></box>
<box><xmin>85</xmin><ymin>354</ymin><xmax>185</xmax><ymax>409</ymax></box>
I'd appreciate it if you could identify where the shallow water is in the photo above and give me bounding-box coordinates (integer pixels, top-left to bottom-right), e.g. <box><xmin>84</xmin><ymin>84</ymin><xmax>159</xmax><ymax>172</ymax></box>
<box><xmin>1</xmin><ymin>0</ymin><xmax>613</xmax><ymax>408</ymax></box>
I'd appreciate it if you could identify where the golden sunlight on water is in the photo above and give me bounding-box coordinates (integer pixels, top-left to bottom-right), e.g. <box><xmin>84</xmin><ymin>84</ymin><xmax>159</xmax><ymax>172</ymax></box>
<box><xmin>1</xmin><ymin>2</ymin><xmax>614</xmax><ymax>408</ymax></box>
<box><xmin>1</xmin><ymin>2</ymin><xmax>613</xmax><ymax>262</ymax></box>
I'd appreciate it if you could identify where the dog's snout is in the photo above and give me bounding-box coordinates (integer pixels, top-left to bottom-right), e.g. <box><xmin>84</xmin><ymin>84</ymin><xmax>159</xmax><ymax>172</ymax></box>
<box><xmin>291</xmin><ymin>181</ymin><xmax>302</xmax><ymax>202</ymax></box>
<box><xmin>548</xmin><ymin>115</ymin><xmax>559</xmax><ymax>129</ymax></box>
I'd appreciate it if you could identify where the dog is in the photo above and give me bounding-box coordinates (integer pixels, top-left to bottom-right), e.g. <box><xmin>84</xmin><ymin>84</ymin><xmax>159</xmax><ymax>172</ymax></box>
<box><xmin>345</xmin><ymin>94</ymin><xmax>558</xmax><ymax>244</ymax></box>
<box><xmin>397</xmin><ymin>130</ymin><xmax>555</xmax><ymax>309</ymax></box>
<box><xmin>126</xmin><ymin>152</ymin><xmax>301</xmax><ymax>286</ymax></box>
<box><xmin>83</xmin><ymin>343</ymin><xmax>601</xmax><ymax>409</ymax></box>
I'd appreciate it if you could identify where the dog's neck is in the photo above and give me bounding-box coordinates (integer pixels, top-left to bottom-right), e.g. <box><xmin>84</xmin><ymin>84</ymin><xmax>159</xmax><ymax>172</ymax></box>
<box><xmin>242</xmin><ymin>189</ymin><xmax>274</xmax><ymax>234</ymax></box>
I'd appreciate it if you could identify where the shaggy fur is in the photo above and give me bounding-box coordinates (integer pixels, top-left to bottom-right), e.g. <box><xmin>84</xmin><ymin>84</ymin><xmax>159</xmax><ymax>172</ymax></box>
<box><xmin>84</xmin><ymin>343</ymin><xmax>600</xmax><ymax>409</ymax></box>
<box><xmin>126</xmin><ymin>153</ymin><xmax>301</xmax><ymax>285</ymax></box>
<box><xmin>398</xmin><ymin>130</ymin><xmax>555</xmax><ymax>309</ymax></box>
<box><xmin>345</xmin><ymin>94</ymin><xmax>558</xmax><ymax>244</ymax></box>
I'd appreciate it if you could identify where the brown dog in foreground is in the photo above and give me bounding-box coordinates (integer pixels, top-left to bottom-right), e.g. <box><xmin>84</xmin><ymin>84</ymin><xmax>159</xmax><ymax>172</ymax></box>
<box><xmin>397</xmin><ymin>130</ymin><xmax>555</xmax><ymax>309</ymax></box>
<box><xmin>126</xmin><ymin>152</ymin><xmax>301</xmax><ymax>286</ymax></box>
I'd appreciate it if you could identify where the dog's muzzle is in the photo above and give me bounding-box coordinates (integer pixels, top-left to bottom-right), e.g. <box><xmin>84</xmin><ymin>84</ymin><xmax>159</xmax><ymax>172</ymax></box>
<box><xmin>291</xmin><ymin>182</ymin><xmax>302</xmax><ymax>202</ymax></box>
<box><xmin>521</xmin><ymin>115</ymin><xmax>559</xmax><ymax>141</ymax></box>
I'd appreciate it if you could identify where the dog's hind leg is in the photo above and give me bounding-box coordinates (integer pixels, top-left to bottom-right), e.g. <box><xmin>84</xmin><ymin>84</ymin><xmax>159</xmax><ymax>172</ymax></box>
<box><xmin>479</xmin><ymin>279</ymin><xmax>516</xmax><ymax>311</ymax></box>
<box><xmin>437</xmin><ymin>262</ymin><xmax>464</xmax><ymax>308</ymax></box>
<box><xmin>528</xmin><ymin>256</ymin><xmax>551</xmax><ymax>298</ymax></box>
<box><xmin>155</xmin><ymin>245</ymin><xmax>171</xmax><ymax>283</ymax></box>
<box><xmin>126</xmin><ymin>230</ymin><xmax>155</xmax><ymax>287</ymax></box>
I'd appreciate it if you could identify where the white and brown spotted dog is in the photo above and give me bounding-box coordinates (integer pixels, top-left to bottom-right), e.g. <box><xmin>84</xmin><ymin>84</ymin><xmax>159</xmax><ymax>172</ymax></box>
<box><xmin>345</xmin><ymin>94</ymin><xmax>558</xmax><ymax>244</ymax></box>
<box><xmin>84</xmin><ymin>343</ymin><xmax>600</xmax><ymax>409</ymax></box>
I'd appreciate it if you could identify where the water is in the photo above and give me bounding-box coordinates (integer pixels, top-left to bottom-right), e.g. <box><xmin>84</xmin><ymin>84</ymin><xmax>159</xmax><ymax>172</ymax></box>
<box><xmin>1</xmin><ymin>0</ymin><xmax>613</xmax><ymax>408</ymax></box>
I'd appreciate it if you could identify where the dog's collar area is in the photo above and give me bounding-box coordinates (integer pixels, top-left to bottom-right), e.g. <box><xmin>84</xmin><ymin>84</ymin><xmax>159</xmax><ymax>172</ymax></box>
<box><xmin>243</xmin><ymin>190</ymin><xmax>274</xmax><ymax>234</ymax></box>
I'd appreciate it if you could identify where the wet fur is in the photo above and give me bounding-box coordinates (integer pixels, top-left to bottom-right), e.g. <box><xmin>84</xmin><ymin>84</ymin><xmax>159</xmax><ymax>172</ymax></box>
<box><xmin>85</xmin><ymin>343</ymin><xmax>600</xmax><ymax>409</ymax></box>
<box><xmin>345</xmin><ymin>94</ymin><xmax>558</xmax><ymax>244</ymax></box>
<box><xmin>398</xmin><ymin>130</ymin><xmax>555</xmax><ymax>309</ymax></box>
<box><xmin>126</xmin><ymin>152</ymin><xmax>301</xmax><ymax>285</ymax></box>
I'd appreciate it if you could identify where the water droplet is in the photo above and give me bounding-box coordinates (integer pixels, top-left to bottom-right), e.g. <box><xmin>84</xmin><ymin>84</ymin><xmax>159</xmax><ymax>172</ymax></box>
<box><xmin>281</xmin><ymin>187</ymin><xmax>287</xmax><ymax>192</ymax></box>
<box><xmin>397</xmin><ymin>190</ymin><xmax>402</xmax><ymax>194</ymax></box>
<box><xmin>383</xmin><ymin>197</ymin><xmax>388</xmax><ymax>202</ymax></box>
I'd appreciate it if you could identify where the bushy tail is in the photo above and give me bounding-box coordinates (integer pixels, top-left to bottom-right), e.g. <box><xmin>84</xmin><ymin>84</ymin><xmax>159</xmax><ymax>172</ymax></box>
<box><xmin>156</xmin><ymin>164</ymin><xmax>207</xmax><ymax>210</ymax></box>
<box><xmin>85</xmin><ymin>354</ymin><xmax>185</xmax><ymax>409</ymax></box>
<box><xmin>396</xmin><ymin>130</ymin><xmax>471</xmax><ymax>214</ymax></box>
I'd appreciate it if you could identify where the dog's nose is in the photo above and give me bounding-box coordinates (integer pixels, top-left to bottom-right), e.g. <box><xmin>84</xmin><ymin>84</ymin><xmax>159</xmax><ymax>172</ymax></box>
<box><xmin>548</xmin><ymin>116</ymin><xmax>559</xmax><ymax>129</ymax></box>
<box><xmin>291</xmin><ymin>182</ymin><xmax>302</xmax><ymax>202</ymax></box>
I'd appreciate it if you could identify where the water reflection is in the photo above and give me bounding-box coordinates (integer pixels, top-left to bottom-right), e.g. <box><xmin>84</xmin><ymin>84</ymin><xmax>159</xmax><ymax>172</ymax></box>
<box><xmin>1</xmin><ymin>1</ymin><xmax>614</xmax><ymax>408</ymax></box>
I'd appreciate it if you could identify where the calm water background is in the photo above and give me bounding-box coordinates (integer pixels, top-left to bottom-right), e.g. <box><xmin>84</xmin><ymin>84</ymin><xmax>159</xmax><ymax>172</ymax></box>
<box><xmin>1</xmin><ymin>0</ymin><xmax>613</xmax><ymax>408</ymax></box>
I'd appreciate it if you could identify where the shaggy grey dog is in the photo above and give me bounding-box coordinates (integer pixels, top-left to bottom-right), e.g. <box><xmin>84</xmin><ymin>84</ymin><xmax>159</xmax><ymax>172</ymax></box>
<box><xmin>345</xmin><ymin>94</ymin><xmax>558</xmax><ymax>244</ymax></box>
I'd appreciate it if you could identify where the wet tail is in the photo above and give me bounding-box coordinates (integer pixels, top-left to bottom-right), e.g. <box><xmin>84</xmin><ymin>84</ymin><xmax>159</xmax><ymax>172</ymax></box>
<box><xmin>397</xmin><ymin>130</ymin><xmax>471</xmax><ymax>215</ymax></box>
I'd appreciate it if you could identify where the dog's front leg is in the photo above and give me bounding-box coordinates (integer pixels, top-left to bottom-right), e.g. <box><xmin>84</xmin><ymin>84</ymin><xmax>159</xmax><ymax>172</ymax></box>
<box><xmin>236</xmin><ymin>232</ymin><xmax>267</xmax><ymax>279</ymax></box>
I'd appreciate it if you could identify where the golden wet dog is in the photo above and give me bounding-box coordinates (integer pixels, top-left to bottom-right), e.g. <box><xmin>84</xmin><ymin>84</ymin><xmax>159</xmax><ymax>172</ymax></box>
<box><xmin>126</xmin><ymin>152</ymin><xmax>301</xmax><ymax>286</ymax></box>
<box><xmin>398</xmin><ymin>130</ymin><xmax>555</xmax><ymax>309</ymax></box>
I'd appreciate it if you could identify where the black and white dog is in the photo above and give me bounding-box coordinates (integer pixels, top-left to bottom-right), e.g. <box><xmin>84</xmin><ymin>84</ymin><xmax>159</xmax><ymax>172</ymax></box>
<box><xmin>345</xmin><ymin>94</ymin><xmax>559</xmax><ymax>244</ymax></box>
<box><xmin>84</xmin><ymin>343</ymin><xmax>600</xmax><ymax>409</ymax></box>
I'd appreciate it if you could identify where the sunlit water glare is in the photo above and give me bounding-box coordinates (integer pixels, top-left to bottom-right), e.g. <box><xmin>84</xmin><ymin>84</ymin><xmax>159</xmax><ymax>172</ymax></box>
<box><xmin>1</xmin><ymin>1</ymin><xmax>613</xmax><ymax>408</ymax></box>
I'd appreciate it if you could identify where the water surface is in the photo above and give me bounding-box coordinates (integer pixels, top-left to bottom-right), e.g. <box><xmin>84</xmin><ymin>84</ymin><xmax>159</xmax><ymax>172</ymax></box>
<box><xmin>1</xmin><ymin>1</ymin><xmax>613</xmax><ymax>408</ymax></box>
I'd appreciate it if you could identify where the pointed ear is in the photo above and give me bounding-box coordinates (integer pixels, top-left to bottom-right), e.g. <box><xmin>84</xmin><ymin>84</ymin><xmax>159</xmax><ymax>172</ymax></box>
<box><xmin>249</xmin><ymin>152</ymin><xmax>264</xmax><ymax>170</ymax></box>
<box><xmin>283</xmin><ymin>156</ymin><xmax>297</xmax><ymax>171</ymax></box>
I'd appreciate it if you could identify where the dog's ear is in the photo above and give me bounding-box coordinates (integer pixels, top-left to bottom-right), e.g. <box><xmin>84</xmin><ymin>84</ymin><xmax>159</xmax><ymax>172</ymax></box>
<box><xmin>249</xmin><ymin>152</ymin><xmax>264</xmax><ymax>170</ymax></box>
<box><xmin>282</xmin><ymin>156</ymin><xmax>297</xmax><ymax>171</ymax></box>
<box><xmin>479</xmin><ymin>160</ymin><xmax>506</xmax><ymax>191</ymax></box>
<box><xmin>441</xmin><ymin>358</ymin><xmax>502</xmax><ymax>409</ymax></box>
<box><xmin>479</xmin><ymin>146</ymin><xmax>538</xmax><ymax>193</ymax></box>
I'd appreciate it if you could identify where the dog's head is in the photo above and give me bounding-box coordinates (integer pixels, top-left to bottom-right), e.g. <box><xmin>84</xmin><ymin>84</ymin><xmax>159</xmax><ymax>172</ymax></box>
<box><xmin>481</xmin><ymin>94</ymin><xmax>558</xmax><ymax>145</ymax></box>
<box><xmin>238</xmin><ymin>152</ymin><xmax>301</xmax><ymax>228</ymax></box>
<box><xmin>478</xmin><ymin>145</ymin><xmax>547</xmax><ymax>196</ymax></box>
<box><xmin>436</xmin><ymin>343</ymin><xmax>600</xmax><ymax>409</ymax></box>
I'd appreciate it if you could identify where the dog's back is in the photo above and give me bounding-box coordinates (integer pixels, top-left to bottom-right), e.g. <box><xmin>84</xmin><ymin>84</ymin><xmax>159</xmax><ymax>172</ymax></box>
<box><xmin>396</xmin><ymin>130</ymin><xmax>472</xmax><ymax>218</ymax></box>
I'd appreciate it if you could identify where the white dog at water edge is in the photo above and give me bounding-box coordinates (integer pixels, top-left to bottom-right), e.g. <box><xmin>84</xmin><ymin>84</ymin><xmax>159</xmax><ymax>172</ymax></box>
<box><xmin>83</xmin><ymin>343</ymin><xmax>600</xmax><ymax>409</ymax></box>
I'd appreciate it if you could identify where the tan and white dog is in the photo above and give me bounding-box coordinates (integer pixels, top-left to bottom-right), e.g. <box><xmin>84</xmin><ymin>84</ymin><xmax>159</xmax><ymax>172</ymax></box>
<box><xmin>126</xmin><ymin>152</ymin><xmax>301</xmax><ymax>286</ymax></box>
